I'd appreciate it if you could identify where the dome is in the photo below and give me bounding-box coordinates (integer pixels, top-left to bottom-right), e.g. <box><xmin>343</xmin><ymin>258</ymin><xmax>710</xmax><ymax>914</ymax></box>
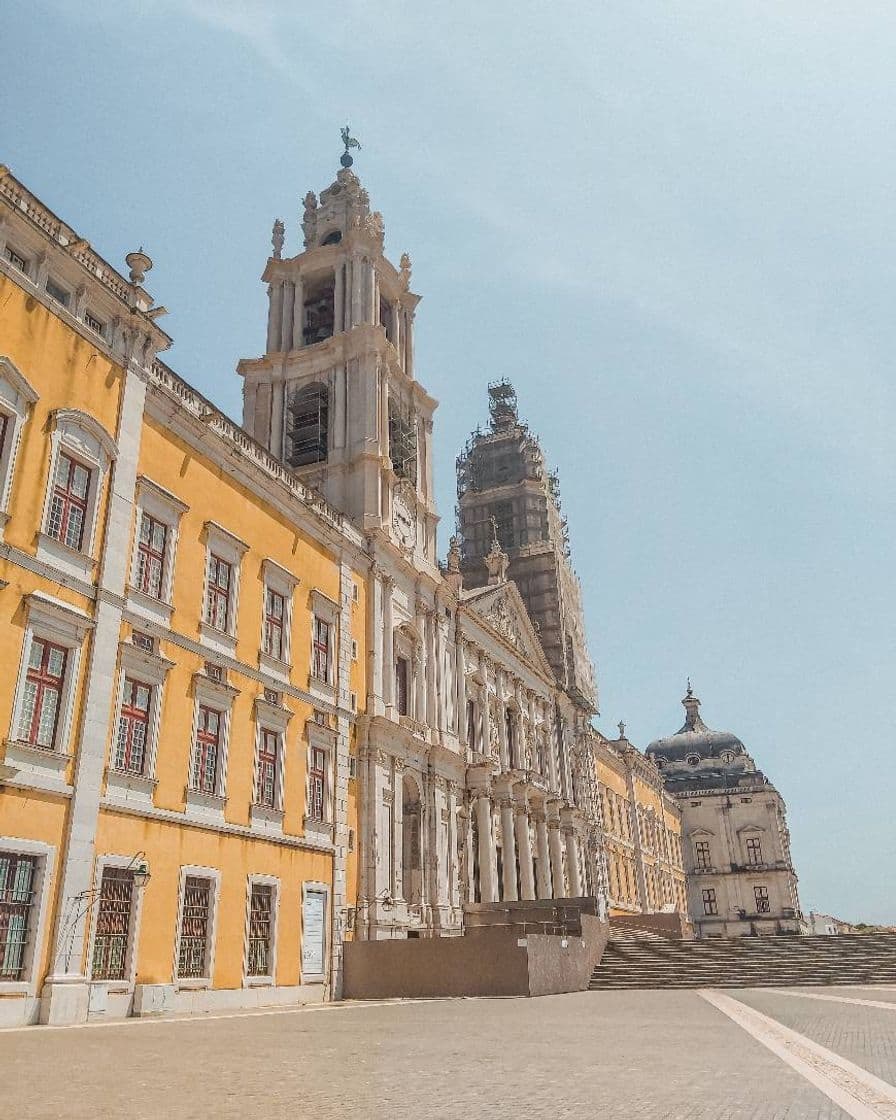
<box><xmin>647</xmin><ymin>684</ymin><xmax>746</xmax><ymax>764</ymax></box>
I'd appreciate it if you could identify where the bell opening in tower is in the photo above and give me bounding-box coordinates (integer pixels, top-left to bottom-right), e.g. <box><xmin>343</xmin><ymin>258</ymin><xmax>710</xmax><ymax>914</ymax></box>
<box><xmin>303</xmin><ymin>273</ymin><xmax>335</xmax><ymax>346</ymax></box>
<box><xmin>287</xmin><ymin>382</ymin><xmax>329</xmax><ymax>467</ymax></box>
<box><xmin>388</xmin><ymin>398</ymin><xmax>418</xmax><ymax>485</ymax></box>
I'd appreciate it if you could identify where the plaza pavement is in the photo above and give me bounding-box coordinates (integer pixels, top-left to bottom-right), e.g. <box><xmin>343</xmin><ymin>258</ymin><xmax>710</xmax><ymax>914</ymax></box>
<box><xmin>3</xmin><ymin>986</ymin><xmax>896</xmax><ymax>1119</ymax></box>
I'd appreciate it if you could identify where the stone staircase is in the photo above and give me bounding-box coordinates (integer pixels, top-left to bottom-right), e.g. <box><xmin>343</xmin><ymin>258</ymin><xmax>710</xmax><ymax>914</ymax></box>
<box><xmin>590</xmin><ymin>933</ymin><xmax>896</xmax><ymax>990</ymax></box>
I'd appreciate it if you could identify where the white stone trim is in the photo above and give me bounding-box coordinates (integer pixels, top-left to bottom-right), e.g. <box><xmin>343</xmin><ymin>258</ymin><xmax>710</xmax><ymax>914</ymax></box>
<box><xmin>305</xmin><ymin>719</ymin><xmax>336</xmax><ymax>832</ymax></box>
<box><xmin>6</xmin><ymin>593</ymin><xmax>93</xmax><ymax>789</ymax></box>
<box><xmin>199</xmin><ymin>521</ymin><xmax>249</xmax><ymax>656</ymax></box>
<box><xmin>172</xmin><ymin>864</ymin><xmax>222</xmax><ymax>989</ymax></box>
<box><xmin>184</xmin><ymin>672</ymin><xmax>239</xmax><ymax>823</ymax></box>
<box><xmin>242</xmin><ymin>874</ymin><xmax>280</xmax><ymax>988</ymax></box>
<box><xmin>309</xmin><ymin>588</ymin><xmax>339</xmax><ymax>699</ymax></box>
<box><xmin>300</xmin><ymin>880</ymin><xmax>329</xmax><ymax>984</ymax></box>
<box><xmin>258</xmin><ymin>558</ymin><xmax>300</xmax><ymax>680</ymax></box>
<box><xmin>0</xmin><ymin>355</ymin><xmax>38</xmax><ymax>534</ymax></box>
<box><xmin>249</xmin><ymin>697</ymin><xmax>292</xmax><ymax>835</ymax></box>
<box><xmin>86</xmin><ymin>853</ymin><xmax>147</xmax><ymax>994</ymax></box>
<box><xmin>35</xmin><ymin>409</ymin><xmax>117</xmax><ymax>580</ymax></box>
<box><xmin>105</xmin><ymin>642</ymin><xmax>175</xmax><ymax>807</ymax></box>
<box><xmin>126</xmin><ymin>476</ymin><xmax>189</xmax><ymax>626</ymax></box>
<box><xmin>0</xmin><ymin>836</ymin><xmax>56</xmax><ymax>1004</ymax></box>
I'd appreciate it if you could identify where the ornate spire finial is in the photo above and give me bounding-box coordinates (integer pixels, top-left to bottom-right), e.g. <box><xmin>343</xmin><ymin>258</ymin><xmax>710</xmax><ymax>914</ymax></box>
<box><xmin>484</xmin><ymin>517</ymin><xmax>509</xmax><ymax>585</ymax></box>
<box><xmin>340</xmin><ymin>124</ymin><xmax>361</xmax><ymax>168</ymax></box>
<box><xmin>271</xmin><ymin>219</ymin><xmax>284</xmax><ymax>259</ymax></box>
<box><xmin>686</xmin><ymin>677</ymin><xmax>693</xmax><ymax>697</ymax></box>
<box><xmin>618</xmin><ymin>720</ymin><xmax>626</xmax><ymax>740</ymax></box>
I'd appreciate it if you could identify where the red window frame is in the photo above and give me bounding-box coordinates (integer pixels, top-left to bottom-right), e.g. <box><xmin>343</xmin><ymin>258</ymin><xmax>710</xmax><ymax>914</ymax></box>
<box><xmin>192</xmin><ymin>705</ymin><xmax>222</xmax><ymax>794</ymax></box>
<box><xmin>205</xmin><ymin>554</ymin><xmax>232</xmax><ymax>632</ymax></box>
<box><xmin>256</xmin><ymin>729</ymin><xmax>279</xmax><ymax>809</ymax></box>
<box><xmin>48</xmin><ymin>451</ymin><xmax>91</xmax><ymax>551</ymax></box>
<box><xmin>18</xmin><ymin>637</ymin><xmax>68</xmax><ymax>749</ymax></box>
<box><xmin>263</xmin><ymin>588</ymin><xmax>285</xmax><ymax>660</ymax></box>
<box><xmin>312</xmin><ymin>617</ymin><xmax>330</xmax><ymax>682</ymax></box>
<box><xmin>309</xmin><ymin>746</ymin><xmax>327</xmax><ymax>820</ymax></box>
<box><xmin>114</xmin><ymin>678</ymin><xmax>152</xmax><ymax>775</ymax></box>
<box><xmin>136</xmin><ymin>513</ymin><xmax>168</xmax><ymax>599</ymax></box>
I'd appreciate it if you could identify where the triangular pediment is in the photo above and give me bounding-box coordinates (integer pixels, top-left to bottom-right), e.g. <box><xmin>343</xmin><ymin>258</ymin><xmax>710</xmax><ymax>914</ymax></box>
<box><xmin>461</xmin><ymin>581</ymin><xmax>554</xmax><ymax>680</ymax></box>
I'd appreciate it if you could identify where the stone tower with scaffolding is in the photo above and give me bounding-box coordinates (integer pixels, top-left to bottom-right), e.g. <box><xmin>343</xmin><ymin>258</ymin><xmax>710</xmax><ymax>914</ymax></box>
<box><xmin>456</xmin><ymin>381</ymin><xmax>597</xmax><ymax>714</ymax></box>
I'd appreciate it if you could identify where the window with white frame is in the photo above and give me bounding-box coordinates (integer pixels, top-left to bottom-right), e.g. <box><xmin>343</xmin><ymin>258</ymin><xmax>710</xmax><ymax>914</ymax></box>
<box><xmin>308</xmin><ymin>589</ymin><xmax>339</xmax><ymax>694</ymax></box>
<box><xmin>250</xmin><ymin>695</ymin><xmax>291</xmax><ymax>831</ymax></box>
<box><xmin>37</xmin><ymin>409</ymin><xmax>116</xmax><ymax>577</ymax></box>
<box><xmin>0</xmin><ymin>839</ymin><xmax>54</xmax><ymax>991</ymax></box>
<box><xmin>185</xmin><ymin>671</ymin><xmax>238</xmax><ymax>819</ymax></box>
<box><xmin>8</xmin><ymin>594</ymin><xmax>92</xmax><ymax>787</ymax></box>
<box><xmin>176</xmin><ymin>871</ymin><xmax>218</xmax><ymax>983</ymax></box>
<box><xmin>200</xmin><ymin>523</ymin><xmax>247</xmax><ymax>655</ymax></box>
<box><xmin>105</xmin><ymin>640</ymin><xmax>173</xmax><ymax>805</ymax></box>
<box><xmin>192</xmin><ymin>706</ymin><xmax>223</xmax><ymax>794</ymax></box>
<box><xmin>255</xmin><ymin>729</ymin><xmax>280</xmax><ymax>809</ymax></box>
<box><xmin>128</xmin><ymin>478</ymin><xmax>188</xmax><ymax>624</ymax></box>
<box><xmin>0</xmin><ymin>356</ymin><xmax>38</xmax><ymax>532</ymax></box>
<box><xmin>91</xmin><ymin>866</ymin><xmax>136</xmax><ymax>982</ymax></box>
<box><xmin>245</xmin><ymin>878</ymin><xmax>278</xmax><ymax>982</ymax></box>
<box><xmin>259</xmin><ymin>559</ymin><xmax>299</xmax><ymax>676</ymax></box>
<box><xmin>113</xmin><ymin>678</ymin><xmax>151</xmax><ymax>774</ymax></box>
<box><xmin>3</xmin><ymin>245</ymin><xmax>29</xmax><ymax>273</ymax></box>
<box><xmin>312</xmin><ymin>617</ymin><xmax>331</xmax><ymax>682</ymax></box>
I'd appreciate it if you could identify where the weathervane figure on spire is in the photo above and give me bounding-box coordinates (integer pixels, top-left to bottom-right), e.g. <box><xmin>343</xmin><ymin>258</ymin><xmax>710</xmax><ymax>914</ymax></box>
<box><xmin>340</xmin><ymin>125</ymin><xmax>361</xmax><ymax>168</ymax></box>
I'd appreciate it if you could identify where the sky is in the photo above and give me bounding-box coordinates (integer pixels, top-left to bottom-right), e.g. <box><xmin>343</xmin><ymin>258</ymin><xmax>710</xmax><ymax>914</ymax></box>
<box><xmin>3</xmin><ymin>1</ymin><xmax>894</xmax><ymax>924</ymax></box>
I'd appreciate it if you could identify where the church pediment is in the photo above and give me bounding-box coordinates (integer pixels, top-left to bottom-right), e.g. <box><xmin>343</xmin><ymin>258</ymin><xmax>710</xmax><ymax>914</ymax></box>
<box><xmin>462</xmin><ymin>582</ymin><xmax>553</xmax><ymax>680</ymax></box>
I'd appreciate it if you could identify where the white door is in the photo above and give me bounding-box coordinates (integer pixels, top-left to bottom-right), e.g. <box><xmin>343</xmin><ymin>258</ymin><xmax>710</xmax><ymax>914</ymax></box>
<box><xmin>302</xmin><ymin>889</ymin><xmax>326</xmax><ymax>978</ymax></box>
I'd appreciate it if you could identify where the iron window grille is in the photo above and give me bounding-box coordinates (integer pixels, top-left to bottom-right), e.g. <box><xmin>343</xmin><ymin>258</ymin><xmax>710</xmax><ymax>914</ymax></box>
<box><xmin>256</xmin><ymin>729</ymin><xmax>279</xmax><ymax>809</ymax></box>
<box><xmin>177</xmin><ymin>875</ymin><xmax>212</xmax><ymax>979</ymax></box>
<box><xmin>191</xmin><ymin>706</ymin><xmax>222</xmax><ymax>795</ymax></box>
<box><xmin>263</xmin><ymin>588</ymin><xmax>285</xmax><ymax>660</ymax></box>
<box><xmin>204</xmin><ymin>554</ymin><xmax>232</xmax><ymax>632</ymax></box>
<box><xmin>135</xmin><ymin>513</ymin><xmax>168</xmax><ymax>599</ymax></box>
<box><xmin>308</xmin><ymin>747</ymin><xmax>327</xmax><ymax>821</ymax></box>
<box><xmin>48</xmin><ymin>452</ymin><xmax>91</xmax><ymax>551</ymax></box>
<box><xmin>246</xmin><ymin>885</ymin><xmax>273</xmax><ymax>976</ymax></box>
<box><xmin>312</xmin><ymin>617</ymin><xmax>330</xmax><ymax>683</ymax></box>
<box><xmin>114</xmin><ymin>678</ymin><xmax>152</xmax><ymax>775</ymax></box>
<box><xmin>18</xmin><ymin>637</ymin><xmax>67</xmax><ymax>749</ymax></box>
<box><xmin>754</xmin><ymin>886</ymin><xmax>771</xmax><ymax>914</ymax></box>
<box><xmin>0</xmin><ymin>852</ymin><xmax>36</xmax><ymax>980</ymax></box>
<box><xmin>91</xmin><ymin>867</ymin><xmax>135</xmax><ymax>981</ymax></box>
<box><xmin>702</xmin><ymin>888</ymin><xmax>718</xmax><ymax>916</ymax></box>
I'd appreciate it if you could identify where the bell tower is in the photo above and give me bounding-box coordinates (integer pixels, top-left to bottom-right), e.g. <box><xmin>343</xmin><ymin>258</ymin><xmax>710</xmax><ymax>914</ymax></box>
<box><xmin>237</xmin><ymin>133</ymin><xmax>438</xmax><ymax>563</ymax></box>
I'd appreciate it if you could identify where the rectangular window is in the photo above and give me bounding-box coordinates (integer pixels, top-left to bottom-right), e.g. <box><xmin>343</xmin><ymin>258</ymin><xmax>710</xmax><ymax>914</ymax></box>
<box><xmin>505</xmin><ymin>708</ymin><xmax>517</xmax><ymax>767</ymax></box>
<box><xmin>309</xmin><ymin>746</ymin><xmax>327</xmax><ymax>820</ymax></box>
<box><xmin>4</xmin><ymin>246</ymin><xmax>28</xmax><ymax>272</ymax></box>
<box><xmin>48</xmin><ymin>452</ymin><xmax>91</xmax><ymax>551</ymax></box>
<box><xmin>177</xmin><ymin>875</ymin><xmax>213</xmax><ymax>979</ymax></box>
<box><xmin>395</xmin><ymin>656</ymin><xmax>409</xmax><ymax>716</ymax></box>
<box><xmin>113</xmin><ymin>678</ymin><xmax>152</xmax><ymax>775</ymax></box>
<box><xmin>695</xmin><ymin>840</ymin><xmax>711</xmax><ymax>869</ymax></box>
<box><xmin>205</xmin><ymin>555</ymin><xmax>232</xmax><ymax>632</ymax></box>
<box><xmin>192</xmin><ymin>706</ymin><xmax>222</xmax><ymax>794</ymax></box>
<box><xmin>0</xmin><ymin>852</ymin><xmax>36</xmax><ymax>980</ymax></box>
<box><xmin>256</xmin><ymin>729</ymin><xmax>279</xmax><ymax>809</ymax></box>
<box><xmin>135</xmin><ymin>513</ymin><xmax>168</xmax><ymax>599</ymax></box>
<box><xmin>746</xmin><ymin>837</ymin><xmax>762</xmax><ymax>865</ymax></box>
<box><xmin>702</xmin><ymin>888</ymin><xmax>718</xmax><ymax>916</ymax></box>
<box><xmin>18</xmin><ymin>638</ymin><xmax>68</xmax><ymax>749</ymax></box>
<box><xmin>92</xmin><ymin>867</ymin><xmax>135</xmax><ymax>981</ymax></box>
<box><xmin>246</xmin><ymin>884</ymin><xmax>273</xmax><ymax>976</ymax></box>
<box><xmin>84</xmin><ymin>310</ymin><xmax>105</xmax><ymax>336</ymax></box>
<box><xmin>45</xmin><ymin>278</ymin><xmax>70</xmax><ymax>306</ymax></box>
<box><xmin>312</xmin><ymin>617</ymin><xmax>330</xmax><ymax>683</ymax></box>
<box><xmin>466</xmin><ymin>698</ymin><xmax>476</xmax><ymax>749</ymax></box>
<box><xmin>754</xmin><ymin>886</ymin><xmax>771</xmax><ymax>914</ymax></box>
<box><xmin>263</xmin><ymin>588</ymin><xmax>285</xmax><ymax>660</ymax></box>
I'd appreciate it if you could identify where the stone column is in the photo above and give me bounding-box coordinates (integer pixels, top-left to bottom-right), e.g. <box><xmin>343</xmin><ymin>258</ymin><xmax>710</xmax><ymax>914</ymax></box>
<box><xmin>333</xmin><ymin>263</ymin><xmax>344</xmax><ymax>337</ymax></box>
<box><xmin>266</xmin><ymin>284</ymin><xmax>279</xmax><ymax>352</ymax></box>
<box><xmin>455</xmin><ymin>638</ymin><xmax>467</xmax><ymax>745</ymax></box>
<box><xmin>497</xmin><ymin>676</ymin><xmax>509</xmax><ymax>770</ymax></box>
<box><xmin>515</xmin><ymin>802</ymin><xmax>536</xmax><ymax>901</ymax></box>
<box><xmin>351</xmin><ymin>255</ymin><xmax>363</xmax><ymax>326</ymax></box>
<box><xmin>279</xmin><ymin>280</ymin><xmax>294</xmax><ymax>352</ymax></box>
<box><xmin>292</xmin><ymin>278</ymin><xmax>303</xmax><ymax>350</ymax></box>
<box><xmin>475</xmin><ymin>792</ymin><xmax>496</xmax><ymax>903</ymax></box>
<box><xmin>425</xmin><ymin>610</ymin><xmax>437</xmax><ymax>729</ymax></box>
<box><xmin>446</xmin><ymin>781</ymin><xmax>458</xmax><ymax>912</ymax></box>
<box><xmin>565</xmin><ymin>829</ymin><xmax>583</xmax><ymax>898</ymax></box>
<box><xmin>392</xmin><ymin>758</ymin><xmax>404</xmax><ymax>902</ymax></box>
<box><xmin>414</xmin><ymin>610</ymin><xmax>427</xmax><ymax>723</ymax></box>
<box><xmin>533</xmin><ymin>809</ymin><xmax>551</xmax><ymax>899</ymax></box>
<box><xmin>500</xmin><ymin>796</ymin><xmax>518</xmax><ymax>902</ymax></box>
<box><xmin>547</xmin><ymin>807</ymin><xmax>566</xmax><ymax>898</ymax></box>
<box><xmin>481</xmin><ymin>660</ymin><xmax>492</xmax><ymax>757</ymax></box>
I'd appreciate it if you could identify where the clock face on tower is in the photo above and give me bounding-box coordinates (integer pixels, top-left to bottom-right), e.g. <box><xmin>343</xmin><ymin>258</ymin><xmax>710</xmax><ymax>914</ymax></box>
<box><xmin>392</xmin><ymin>485</ymin><xmax>417</xmax><ymax>551</ymax></box>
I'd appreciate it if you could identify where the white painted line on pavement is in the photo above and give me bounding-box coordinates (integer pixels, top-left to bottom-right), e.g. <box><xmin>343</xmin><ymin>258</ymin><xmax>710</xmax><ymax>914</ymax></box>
<box><xmin>762</xmin><ymin>989</ymin><xmax>896</xmax><ymax>1013</ymax></box>
<box><xmin>700</xmin><ymin>989</ymin><xmax>896</xmax><ymax>1120</ymax></box>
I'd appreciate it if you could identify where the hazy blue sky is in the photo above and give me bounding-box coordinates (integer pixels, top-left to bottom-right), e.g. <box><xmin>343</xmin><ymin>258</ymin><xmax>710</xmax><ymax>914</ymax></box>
<box><xmin>4</xmin><ymin>1</ymin><xmax>894</xmax><ymax>923</ymax></box>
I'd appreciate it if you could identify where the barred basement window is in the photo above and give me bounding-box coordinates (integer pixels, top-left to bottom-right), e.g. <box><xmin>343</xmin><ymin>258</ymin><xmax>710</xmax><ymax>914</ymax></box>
<box><xmin>246</xmin><ymin>884</ymin><xmax>273</xmax><ymax>976</ymax></box>
<box><xmin>177</xmin><ymin>875</ymin><xmax>213</xmax><ymax>979</ymax></box>
<box><xmin>92</xmin><ymin>867</ymin><xmax>135</xmax><ymax>981</ymax></box>
<box><xmin>0</xmin><ymin>852</ymin><xmax>36</xmax><ymax>980</ymax></box>
<box><xmin>287</xmin><ymin>383</ymin><xmax>328</xmax><ymax>466</ymax></box>
<box><xmin>388</xmin><ymin>398</ymin><xmax>417</xmax><ymax>484</ymax></box>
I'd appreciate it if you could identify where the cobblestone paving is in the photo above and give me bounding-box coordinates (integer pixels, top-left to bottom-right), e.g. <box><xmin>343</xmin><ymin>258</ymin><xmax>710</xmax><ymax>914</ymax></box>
<box><xmin>733</xmin><ymin>987</ymin><xmax>896</xmax><ymax>1089</ymax></box>
<box><xmin>2</xmin><ymin>991</ymin><xmax>853</xmax><ymax>1120</ymax></box>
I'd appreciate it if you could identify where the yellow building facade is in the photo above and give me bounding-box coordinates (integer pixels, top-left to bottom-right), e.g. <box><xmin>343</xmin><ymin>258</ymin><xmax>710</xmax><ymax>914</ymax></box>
<box><xmin>591</xmin><ymin>729</ymin><xmax>687</xmax><ymax>918</ymax></box>
<box><xmin>0</xmin><ymin>168</ymin><xmax>366</xmax><ymax>1025</ymax></box>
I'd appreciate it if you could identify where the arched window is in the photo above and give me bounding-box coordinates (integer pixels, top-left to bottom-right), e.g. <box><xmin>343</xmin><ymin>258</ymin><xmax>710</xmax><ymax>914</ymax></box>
<box><xmin>287</xmin><ymin>383</ymin><xmax>328</xmax><ymax>467</ymax></box>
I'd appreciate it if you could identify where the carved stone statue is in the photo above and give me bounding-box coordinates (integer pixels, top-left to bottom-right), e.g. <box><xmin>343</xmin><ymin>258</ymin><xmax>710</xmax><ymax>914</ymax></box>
<box><xmin>271</xmin><ymin>218</ymin><xmax>284</xmax><ymax>259</ymax></box>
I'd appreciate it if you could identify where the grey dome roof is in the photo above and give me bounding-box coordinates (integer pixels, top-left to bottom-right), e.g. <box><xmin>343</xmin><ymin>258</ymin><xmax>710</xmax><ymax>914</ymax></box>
<box><xmin>647</xmin><ymin>686</ymin><xmax>746</xmax><ymax>763</ymax></box>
